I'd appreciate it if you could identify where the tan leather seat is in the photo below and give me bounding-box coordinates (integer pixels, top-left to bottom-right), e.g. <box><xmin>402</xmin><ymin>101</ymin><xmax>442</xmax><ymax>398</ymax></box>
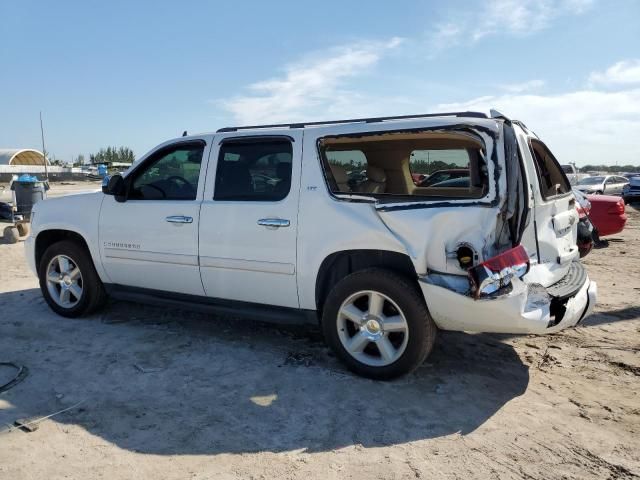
<box><xmin>358</xmin><ymin>166</ymin><xmax>387</xmax><ymax>193</ymax></box>
<box><xmin>330</xmin><ymin>164</ymin><xmax>350</xmax><ymax>192</ymax></box>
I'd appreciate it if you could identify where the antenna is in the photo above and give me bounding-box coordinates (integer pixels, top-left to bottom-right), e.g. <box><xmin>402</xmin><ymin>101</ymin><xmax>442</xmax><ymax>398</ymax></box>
<box><xmin>40</xmin><ymin>111</ymin><xmax>49</xmax><ymax>180</ymax></box>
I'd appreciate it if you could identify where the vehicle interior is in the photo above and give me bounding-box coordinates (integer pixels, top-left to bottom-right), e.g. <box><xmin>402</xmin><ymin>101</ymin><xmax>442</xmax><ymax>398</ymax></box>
<box><xmin>319</xmin><ymin>131</ymin><xmax>488</xmax><ymax>199</ymax></box>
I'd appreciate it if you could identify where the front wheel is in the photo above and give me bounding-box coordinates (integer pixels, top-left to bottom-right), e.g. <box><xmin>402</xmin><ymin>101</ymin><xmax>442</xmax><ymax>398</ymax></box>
<box><xmin>38</xmin><ymin>240</ymin><xmax>107</xmax><ymax>317</ymax></box>
<box><xmin>322</xmin><ymin>268</ymin><xmax>437</xmax><ymax>380</ymax></box>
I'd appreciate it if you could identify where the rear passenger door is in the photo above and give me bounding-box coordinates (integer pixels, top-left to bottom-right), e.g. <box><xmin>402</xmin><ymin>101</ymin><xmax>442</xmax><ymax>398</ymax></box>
<box><xmin>199</xmin><ymin>133</ymin><xmax>302</xmax><ymax>308</ymax></box>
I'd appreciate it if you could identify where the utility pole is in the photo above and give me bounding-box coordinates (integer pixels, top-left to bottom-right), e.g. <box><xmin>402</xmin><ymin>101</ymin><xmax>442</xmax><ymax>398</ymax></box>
<box><xmin>40</xmin><ymin>111</ymin><xmax>49</xmax><ymax>180</ymax></box>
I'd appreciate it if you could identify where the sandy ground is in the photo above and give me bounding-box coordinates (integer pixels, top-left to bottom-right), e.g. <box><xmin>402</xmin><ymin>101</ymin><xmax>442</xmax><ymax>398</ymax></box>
<box><xmin>0</xmin><ymin>182</ymin><xmax>638</xmax><ymax>480</ymax></box>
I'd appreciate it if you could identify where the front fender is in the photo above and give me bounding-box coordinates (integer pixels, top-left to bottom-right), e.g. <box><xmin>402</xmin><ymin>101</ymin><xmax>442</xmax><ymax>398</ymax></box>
<box><xmin>30</xmin><ymin>192</ymin><xmax>109</xmax><ymax>283</ymax></box>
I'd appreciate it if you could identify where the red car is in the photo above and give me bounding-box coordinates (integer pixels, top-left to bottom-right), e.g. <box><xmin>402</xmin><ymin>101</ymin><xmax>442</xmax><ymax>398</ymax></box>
<box><xmin>586</xmin><ymin>194</ymin><xmax>627</xmax><ymax>237</ymax></box>
<box><xmin>573</xmin><ymin>191</ymin><xmax>626</xmax><ymax>257</ymax></box>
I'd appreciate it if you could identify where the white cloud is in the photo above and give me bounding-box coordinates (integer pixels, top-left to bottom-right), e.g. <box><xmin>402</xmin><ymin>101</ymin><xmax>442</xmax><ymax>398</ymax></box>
<box><xmin>220</xmin><ymin>38</ymin><xmax>403</xmax><ymax>125</ymax></box>
<box><xmin>499</xmin><ymin>79</ymin><xmax>546</xmax><ymax>93</ymax></box>
<box><xmin>428</xmin><ymin>0</ymin><xmax>594</xmax><ymax>53</ymax></box>
<box><xmin>437</xmin><ymin>87</ymin><xmax>640</xmax><ymax>166</ymax></box>
<box><xmin>589</xmin><ymin>59</ymin><xmax>640</xmax><ymax>86</ymax></box>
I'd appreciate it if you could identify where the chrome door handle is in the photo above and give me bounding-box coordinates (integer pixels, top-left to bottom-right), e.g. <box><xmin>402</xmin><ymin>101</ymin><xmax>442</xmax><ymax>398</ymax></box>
<box><xmin>166</xmin><ymin>215</ymin><xmax>193</xmax><ymax>224</ymax></box>
<box><xmin>257</xmin><ymin>218</ymin><xmax>290</xmax><ymax>228</ymax></box>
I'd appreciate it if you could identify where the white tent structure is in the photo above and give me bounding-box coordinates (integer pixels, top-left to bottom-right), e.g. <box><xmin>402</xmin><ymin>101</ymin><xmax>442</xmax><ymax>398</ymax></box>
<box><xmin>0</xmin><ymin>149</ymin><xmax>48</xmax><ymax>166</ymax></box>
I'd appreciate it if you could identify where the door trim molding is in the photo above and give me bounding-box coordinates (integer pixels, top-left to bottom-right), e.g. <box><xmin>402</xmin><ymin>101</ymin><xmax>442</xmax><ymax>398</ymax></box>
<box><xmin>199</xmin><ymin>255</ymin><xmax>295</xmax><ymax>275</ymax></box>
<box><xmin>104</xmin><ymin>248</ymin><xmax>199</xmax><ymax>266</ymax></box>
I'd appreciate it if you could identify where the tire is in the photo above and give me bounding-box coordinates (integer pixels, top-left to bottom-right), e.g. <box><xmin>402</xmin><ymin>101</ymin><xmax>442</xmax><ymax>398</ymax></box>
<box><xmin>595</xmin><ymin>190</ymin><xmax>603</xmax><ymax>195</ymax></box>
<box><xmin>3</xmin><ymin>226</ymin><xmax>19</xmax><ymax>244</ymax></box>
<box><xmin>16</xmin><ymin>222</ymin><xmax>30</xmax><ymax>237</ymax></box>
<box><xmin>321</xmin><ymin>268</ymin><xmax>437</xmax><ymax>380</ymax></box>
<box><xmin>38</xmin><ymin>240</ymin><xmax>107</xmax><ymax>318</ymax></box>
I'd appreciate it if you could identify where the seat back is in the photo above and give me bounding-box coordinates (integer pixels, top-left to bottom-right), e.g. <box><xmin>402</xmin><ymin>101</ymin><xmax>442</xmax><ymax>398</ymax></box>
<box><xmin>357</xmin><ymin>166</ymin><xmax>387</xmax><ymax>194</ymax></box>
<box><xmin>330</xmin><ymin>164</ymin><xmax>350</xmax><ymax>192</ymax></box>
<box><xmin>215</xmin><ymin>162</ymin><xmax>253</xmax><ymax>199</ymax></box>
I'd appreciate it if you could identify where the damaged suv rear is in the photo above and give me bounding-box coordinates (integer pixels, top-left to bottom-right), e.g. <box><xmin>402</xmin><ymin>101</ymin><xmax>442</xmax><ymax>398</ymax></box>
<box><xmin>27</xmin><ymin>110</ymin><xmax>597</xmax><ymax>380</ymax></box>
<box><xmin>307</xmin><ymin>111</ymin><xmax>596</xmax><ymax>377</ymax></box>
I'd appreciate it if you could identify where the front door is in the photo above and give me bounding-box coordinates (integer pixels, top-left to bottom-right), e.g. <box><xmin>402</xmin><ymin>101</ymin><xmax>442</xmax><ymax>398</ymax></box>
<box><xmin>99</xmin><ymin>139</ymin><xmax>210</xmax><ymax>295</ymax></box>
<box><xmin>199</xmin><ymin>133</ymin><xmax>302</xmax><ymax>308</ymax></box>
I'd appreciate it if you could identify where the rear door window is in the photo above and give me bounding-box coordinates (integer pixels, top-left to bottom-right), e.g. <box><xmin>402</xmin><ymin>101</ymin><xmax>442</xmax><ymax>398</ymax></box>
<box><xmin>214</xmin><ymin>139</ymin><xmax>293</xmax><ymax>201</ymax></box>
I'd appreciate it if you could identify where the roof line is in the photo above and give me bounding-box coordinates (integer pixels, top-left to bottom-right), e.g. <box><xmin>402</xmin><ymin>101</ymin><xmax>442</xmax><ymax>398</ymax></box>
<box><xmin>216</xmin><ymin>111</ymin><xmax>489</xmax><ymax>133</ymax></box>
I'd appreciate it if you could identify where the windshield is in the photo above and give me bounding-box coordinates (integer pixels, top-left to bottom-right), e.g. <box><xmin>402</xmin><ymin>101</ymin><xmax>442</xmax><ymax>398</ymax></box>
<box><xmin>578</xmin><ymin>176</ymin><xmax>604</xmax><ymax>185</ymax></box>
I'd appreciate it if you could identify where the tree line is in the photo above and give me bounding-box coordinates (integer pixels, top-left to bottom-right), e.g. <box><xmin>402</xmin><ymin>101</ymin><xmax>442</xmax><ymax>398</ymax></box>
<box><xmin>580</xmin><ymin>164</ymin><xmax>640</xmax><ymax>173</ymax></box>
<box><xmin>329</xmin><ymin>159</ymin><xmax>461</xmax><ymax>175</ymax></box>
<box><xmin>89</xmin><ymin>146</ymin><xmax>135</xmax><ymax>165</ymax></box>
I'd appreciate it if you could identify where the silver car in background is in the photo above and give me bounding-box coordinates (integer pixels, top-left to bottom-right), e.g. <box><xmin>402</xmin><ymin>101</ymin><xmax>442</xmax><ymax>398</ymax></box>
<box><xmin>575</xmin><ymin>175</ymin><xmax>629</xmax><ymax>195</ymax></box>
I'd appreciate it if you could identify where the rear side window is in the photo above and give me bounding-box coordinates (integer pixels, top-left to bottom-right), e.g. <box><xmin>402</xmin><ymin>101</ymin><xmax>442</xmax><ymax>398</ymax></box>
<box><xmin>214</xmin><ymin>139</ymin><xmax>292</xmax><ymax>201</ymax></box>
<box><xmin>529</xmin><ymin>140</ymin><xmax>571</xmax><ymax>199</ymax></box>
<box><xmin>318</xmin><ymin>130</ymin><xmax>488</xmax><ymax>200</ymax></box>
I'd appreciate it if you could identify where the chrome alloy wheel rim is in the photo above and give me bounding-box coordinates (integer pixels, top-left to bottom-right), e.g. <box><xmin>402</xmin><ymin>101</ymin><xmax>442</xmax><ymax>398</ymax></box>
<box><xmin>337</xmin><ymin>290</ymin><xmax>409</xmax><ymax>367</ymax></box>
<box><xmin>46</xmin><ymin>255</ymin><xmax>83</xmax><ymax>308</ymax></box>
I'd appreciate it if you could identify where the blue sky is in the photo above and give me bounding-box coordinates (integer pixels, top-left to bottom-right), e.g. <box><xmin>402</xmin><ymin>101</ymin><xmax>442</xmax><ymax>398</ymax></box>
<box><xmin>1</xmin><ymin>0</ymin><xmax>639</xmax><ymax>165</ymax></box>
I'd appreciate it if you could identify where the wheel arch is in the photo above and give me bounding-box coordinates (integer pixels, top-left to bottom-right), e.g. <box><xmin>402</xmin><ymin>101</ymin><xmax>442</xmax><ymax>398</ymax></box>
<box><xmin>35</xmin><ymin>229</ymin><xmax>92</xmax><ymax>272</ymax></box>
<box><xmin>315</xmin><ymin>249</ymin><xmax>418</xmax><ymax>314</ymax></box>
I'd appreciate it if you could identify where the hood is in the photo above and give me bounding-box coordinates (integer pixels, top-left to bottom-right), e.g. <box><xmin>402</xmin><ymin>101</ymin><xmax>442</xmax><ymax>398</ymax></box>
<box><xmin>575</xmin><ymin>184</ymin><xmax>600</xmax><ymax>191</ymax></box>
<box><xmin>33</xmin><ymin>191</ymin><xmax>103</xmax><ymax>214</ymax></box>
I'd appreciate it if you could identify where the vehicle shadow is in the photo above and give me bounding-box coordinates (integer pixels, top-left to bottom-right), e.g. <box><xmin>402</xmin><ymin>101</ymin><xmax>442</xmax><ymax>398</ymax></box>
<box><xmin>581</xmin><ymin>306</ymin><xmax>640</xmax><ymax>327</ymax></box>
<box><xmin>0</xmin><ymin>288</ymin><xmax>529</xmax><ymax>455</ymax></box>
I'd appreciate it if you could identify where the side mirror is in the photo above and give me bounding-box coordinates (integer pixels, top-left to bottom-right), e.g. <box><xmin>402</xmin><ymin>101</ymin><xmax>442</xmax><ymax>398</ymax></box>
<box><xmin>102</xmin><ymin>174</ymin><xmax>126</xmax><ymax>202</ymax></box>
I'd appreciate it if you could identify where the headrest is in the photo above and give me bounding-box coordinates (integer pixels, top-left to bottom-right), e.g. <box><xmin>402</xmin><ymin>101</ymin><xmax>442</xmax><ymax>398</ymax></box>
<box><xmin>330</xmin><ymin>164</ymin><xmax>348</xmax><ymax>183</ymax></box>
<box><xmin>367</xmin><ymin>166</ymin><xmax>387</xmax><ymax>183</ymax></box>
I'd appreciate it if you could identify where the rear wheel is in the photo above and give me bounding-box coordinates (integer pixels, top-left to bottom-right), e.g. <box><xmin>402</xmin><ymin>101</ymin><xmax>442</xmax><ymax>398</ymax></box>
<box><xmin>39</xmin><ymin>240</ymin><xmax>107</xmax><ymax>317</ymax></box>
<box><xmin>322</xmin><ymin>268</ymin><xmax>436</xmax><ymax>380</ymax></box>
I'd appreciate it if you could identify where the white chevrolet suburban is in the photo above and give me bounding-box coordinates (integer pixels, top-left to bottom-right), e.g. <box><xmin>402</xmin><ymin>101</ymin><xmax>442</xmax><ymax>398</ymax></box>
<box><xmin>25</xmin><ymin>111</ymin><xmax>597</xmax><ymax>379</ymax></box>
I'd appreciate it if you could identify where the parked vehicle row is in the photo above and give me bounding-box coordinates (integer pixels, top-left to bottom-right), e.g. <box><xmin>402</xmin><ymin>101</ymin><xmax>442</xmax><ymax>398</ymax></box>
<box><xmin>26</xmin><ymin>111</ymin><xmax>597</xmax><ymax>379</ymax></box>
<box><xmin>623</xmin><ymin>176</ymin><xmax>640</xmax><ymax>204</ymax></box>
<box><xmin>575</xmin><ymin>175</ymin><xmax>629</xmax><ymax>195</ymax></box>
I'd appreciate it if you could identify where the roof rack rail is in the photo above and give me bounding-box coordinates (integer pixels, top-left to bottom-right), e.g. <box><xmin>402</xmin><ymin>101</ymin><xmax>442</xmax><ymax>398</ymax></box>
<box><xmin>216</xmin><ymin>111</ymin><xmax>488</xmax><ymax>133</ymax></box>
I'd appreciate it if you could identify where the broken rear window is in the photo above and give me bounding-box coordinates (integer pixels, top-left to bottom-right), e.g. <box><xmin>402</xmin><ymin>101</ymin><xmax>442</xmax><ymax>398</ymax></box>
<box><xmin>319</xmin><ymin>131</ymin><xmax>488</xmax><ymax>200</ymax></box>
<box><xmin>529</xmin><ymin>140</ymin><xmax>571</xmax><ymax>199</ymax></box>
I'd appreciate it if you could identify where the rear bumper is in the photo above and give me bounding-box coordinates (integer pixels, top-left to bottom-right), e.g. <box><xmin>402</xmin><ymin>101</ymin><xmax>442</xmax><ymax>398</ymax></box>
<box><xmin>419</xmin><ymin>270</ymin><xmax>596</xmax><ymax>335</ymax></box>
<box><xmin>594</xmin><ymin>214</ymin><xmax>627</xmax><ymax>237</ymax></box>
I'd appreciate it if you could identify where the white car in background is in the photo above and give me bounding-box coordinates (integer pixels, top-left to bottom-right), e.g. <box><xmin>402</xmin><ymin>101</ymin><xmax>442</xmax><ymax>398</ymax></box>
<box><xmin>575</xmin><ymin>175</ymin><xmax>629</xmax><ymax>195</ymax></box>
<box><xmin>25</xmin><ymin>111</ymin><xmax>597</xmax><ymax>379</ymax></box>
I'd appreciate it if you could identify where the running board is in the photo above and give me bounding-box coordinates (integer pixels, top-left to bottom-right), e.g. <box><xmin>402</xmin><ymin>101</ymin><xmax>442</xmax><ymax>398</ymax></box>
<box><xmin>104</xmin><ymin>284</ymin><xmax>318</xmax><ymax>326</ymax></box>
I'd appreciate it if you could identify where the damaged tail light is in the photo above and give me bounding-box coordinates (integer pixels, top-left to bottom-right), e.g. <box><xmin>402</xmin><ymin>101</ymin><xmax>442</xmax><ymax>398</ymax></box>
<box><xmin>468</xmin><ymin>245</ymin><xmax>530</xmax><ymax>299</ymax></box>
